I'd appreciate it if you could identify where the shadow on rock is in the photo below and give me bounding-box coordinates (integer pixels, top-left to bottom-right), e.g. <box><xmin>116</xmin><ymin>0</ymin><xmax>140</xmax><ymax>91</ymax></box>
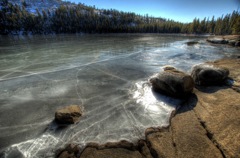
<box><xmin>195</xmin><ymin>85</ymin><xmax>230</xmax><ymax>94</ymax></box>
<box><xmin>175</xmin><ymin>93</ymin><xmax>198</xmax><ymax>114</ymax></box>
<box><xmin>151</xmin><ymin>88</ymin><xmax>185</xmax><ymax>108</ymax></box>
<box><xmin>150</xmin><ymin>66</ymin><xmax>194</xmax><ymax>99</ymax></box>
<box><xmin>191</xmin><ymin>63</ymin><xmax>231</xmax><ymax>93</ymax></box>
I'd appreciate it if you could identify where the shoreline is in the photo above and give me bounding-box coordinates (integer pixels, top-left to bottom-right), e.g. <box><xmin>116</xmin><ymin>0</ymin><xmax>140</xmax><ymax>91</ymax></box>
<box><xmin>0</xmin><ymin>33</ymin><xmax>227</xmax><ymax>37</ymax></box>
<box><xmin>57</xmin><ymin>57</ymin><xmax>240</xmax><ymax>158</ymax></box>
<box><xmin>206</xmin><ymin>35</ymin><xmax>240</xmax><ymax>47</ymax></box>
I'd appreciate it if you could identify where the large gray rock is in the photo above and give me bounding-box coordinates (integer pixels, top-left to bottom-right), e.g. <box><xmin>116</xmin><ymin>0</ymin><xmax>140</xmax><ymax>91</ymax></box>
<box><xmin>207</xmin><ymin>38</ymin><xmax>228</xmax><ymax>44</ymax></box>
<box><xmin>55</xmin><ymin>105</ymin><xmax>83</xmax><ymax>124</ymax></box>
<box><xmin>186</xmin><ymin>41</ymin><xmax>198</xmax><ymax>46</ymax></box>
<box><xmin>149</xmin><ymin>66</ymin><xmax>194</xmax><ymax>98</ymax></box>
<box><xmin>235</xmin><ymin>41</ymin><xmax>240</xmax><ymax>46</ymax></box>
<box><xmin>228</xmin><ymin>40</ymin><xmax>237</xmax><ymax>46</ymax></box>
<box><xmin>191</xmin><ymin>64</ymin><xmax>229</xmax><ymax>86</ymax></box>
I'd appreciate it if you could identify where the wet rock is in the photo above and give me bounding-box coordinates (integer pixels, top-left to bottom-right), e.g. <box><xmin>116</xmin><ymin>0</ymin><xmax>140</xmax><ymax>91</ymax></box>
<box><xmin>86</xmin><ymin>140</ymin><xmax>136</xmax><ymax>151</ymax></box>
<box><xmin>79</xmin><ymin>140</ymin><xmax>144</xmax><ymax>158</ymax></box>
<box><xmin>58</xmin><ymin>151</ymin><xmax>76</xmax><ymax>158</ymax></box>
<box><xmin>186</xmin><ymin>41</ymin><xmax>198</xmax><ymax>46</ymax></box>
<box><xmin>228</xmin><ymin>40</ymin><xmax>237</xmax><ymax>46</ymax></box>
<box><xmin>149</xmin><ymin>66</ymin><xmax>194</xmax><ymax>98</ymax></box>
<box><xmin>55</xmin><ymin>105</ymin><xmax>83</xmax><ymax>124</ymax></box>
<box><xmin>207</xmin><ymin>38</ymin><xmax>228</xmax><ymax>44</ymax></box>
<box><xmin>57</xmin><ymin>144</ymin><xmax>81</xmax><ymax>158</ymax></box>
<box><xmin>235</xmin><ymin>41</ymin><xmax>240</xmax><ymax>46</ymax></box>
<box><xmin>207</xmin><ymin>35</ymin><xmax>240</xmax><ymax>47</ymax></box>
<box><xmin>138</xmin><ymin>140</ymin><xmax>153</xmax><ymax>158</ymax></box>
<box><xmin>80</xmin><ymin>147</ymin><xmax>143</xmax><ymax>158</ymax></box>
<box><xmin>191</xmin><ymin>64</ymin><xmax>229</xmax><ymax>86</ymax></box>
<box><xmin>228</xmin><ymin>40</ymin><xmax>240</xmax><ymax>46</ymax></box>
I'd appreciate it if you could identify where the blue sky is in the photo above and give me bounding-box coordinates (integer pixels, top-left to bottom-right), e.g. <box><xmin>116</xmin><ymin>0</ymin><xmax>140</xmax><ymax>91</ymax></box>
<box><xmin>68</xmin><ymin>0</ymin><xmax>239</xmax><ymax>23</ymax></box>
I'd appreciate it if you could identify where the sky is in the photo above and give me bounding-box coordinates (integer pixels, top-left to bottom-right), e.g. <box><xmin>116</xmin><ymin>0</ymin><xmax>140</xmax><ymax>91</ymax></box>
<box><xmin>67</xmin><ymin>0</ymin><xmax>240</xmax><ymax>23</ymax></box>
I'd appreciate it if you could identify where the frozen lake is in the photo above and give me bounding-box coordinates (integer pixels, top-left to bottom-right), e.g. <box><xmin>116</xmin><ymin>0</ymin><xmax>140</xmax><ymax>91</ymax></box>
<box><xmin>0</xmin><ymin>34</ymin><xmax>239</xmax><ymax>158</ymax></box>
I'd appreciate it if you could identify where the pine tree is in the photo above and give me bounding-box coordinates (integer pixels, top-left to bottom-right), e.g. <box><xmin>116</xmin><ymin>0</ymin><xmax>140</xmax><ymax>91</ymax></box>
<box><xmin>232</xmin><ymin>15</ymin><xmax>240</xmax><ymax>34</ymax></box>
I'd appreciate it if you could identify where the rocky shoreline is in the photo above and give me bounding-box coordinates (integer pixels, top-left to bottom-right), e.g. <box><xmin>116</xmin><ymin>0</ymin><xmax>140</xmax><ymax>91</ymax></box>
<box><xmin>207</xmin><ymin>35</ymin><xmax>240</xmax><ymax>47</ymax></box>
<box><xmin>57</xmin><ymin>57</ymin><xmax>240</xmax><ymax>158</ymax></box>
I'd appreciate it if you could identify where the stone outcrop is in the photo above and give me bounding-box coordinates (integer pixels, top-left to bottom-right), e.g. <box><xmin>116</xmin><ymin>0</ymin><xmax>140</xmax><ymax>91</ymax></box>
<box><xmin>146</xmin><ymin>58</ymin><xmax>240</xmax><ymax>158</ymax></box>
<box><xmin>57</xmin><ymin>58</ymin><xmax>240</xmax><ymax>158</ymax></box>
<box><xmin>207</xmin><ymin>58</ymin><xmax>240</xmax><ymax>92</ymax></box>
<box><xmin>146</xmin><ymin>102</ymin><xmax>223</xmax><ymax>158</ymax></box>
<box><xmin>80</xmin><ymin>147</ymin><xmax>143</xmax><ymax>158</ymax></box>
<box><xmin>80</xmin><ymin>141</ymin><xmax>143</xmax><ymax>158</ymax></box>
<box><xmin>149</xmin><ymin>66</ymin><xmax>194</xmax><ymax>98</ymax></box>
<box><xmin>191</xmin><ymin>64</ymin><xmax>229</xmax><ymax>86</ymax></box>
<box><xmin>55</xmin><ymin>105</ymin><xmax>83</xmax><ymax>124</ymax></box>
<box><xmin>207</xmin><ymin>35</ymin><xmax>240</xmax><ymax>47</ymax></box>
<box><xmin>58</xmin><ymin>144</ymin><xmax>81</xmax><ymax>158</ymax></box>
<box><xmin>207</xmin><ymin>37</ymin><xmax>228</xmax><ymax>44</ymax></box>
<box><xmin>186</xmin><ymin>41</ymin><xmax>198</xmax><ymax>46</ymax></box>
<box><xmin>194</xmin><ymin>86</ymin><xmax>240</xmax><ymax>158</ymax></box>
<box><xmin>58</xmin><ymin>140</ymin><xmax>154</xmax><ymax>158</ymax></box>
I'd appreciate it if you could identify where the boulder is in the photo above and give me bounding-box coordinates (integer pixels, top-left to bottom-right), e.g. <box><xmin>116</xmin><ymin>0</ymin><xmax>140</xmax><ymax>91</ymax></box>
<box><xmin>191</xmin><ymin>64</ymin><xmax>229</xmax><ymax>86</ymax></box>
<box><xmin>228</xmin><ymin>40</ymin><xmax>237</xmax><ymax>46</ymax></box>
<box><xmin>149</xmin><ymin>66</ymin><xmax>194</xmax><ymax>98</ymax></box>
<box><xmin>207</xmin><ymin>38</ymin><xmax>228</xmax><ymax>44</ymax></box>
<box><xmin>186</xmin><ymin>41</ymin><xmax>198</xmax><ymax>46</ymax></box>
<box><xmin>206</xmin><ymin>35</ymin><xmax>240</xmax><ymax>47</ymax></box>
<box><xmin>55</xmin><ymin>105</ymin><xmax>83</xmax><ymax>124</ymax></box>
<box><xmin>235</xmin><ymin>41</ymin><xmax>240</xmax><ymax>46</ymax></box>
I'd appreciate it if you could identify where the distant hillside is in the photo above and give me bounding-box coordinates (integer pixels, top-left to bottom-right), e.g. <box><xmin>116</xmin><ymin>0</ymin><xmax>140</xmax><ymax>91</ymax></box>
<box><xmin>0</xmin><ymin>0</ymin><xmax>239</xmax><ymax>35</ymax></box>
<box><xmin>7</xmin><ymin>0</ymin><xmax>166</xmax><ymax>22</ymax></box>
<box><xmin>8</xmin><ymin>0</ymin><xmax>73</xmax><ymax>14</ymax></box>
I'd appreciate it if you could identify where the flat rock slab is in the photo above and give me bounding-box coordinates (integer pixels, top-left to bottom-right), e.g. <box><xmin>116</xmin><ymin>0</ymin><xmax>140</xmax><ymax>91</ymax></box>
<box><xmin>80</xmin><ymin>147</ymin><xmax>143</xmax><ymax>158</ymax></box>
<box><xmin>147</xmin><ymin>99</ymin><xmax>223</xmax><ymax>158</ymax></box>
<box><xmin>195</xmin><ymin>87</ymin><xmax>240</xmax><ymax>158</ymax></box>
<box><xmin>146</xmin><ymin>129</ymin><xmax>176</xmax><ymax>158</ymax></box>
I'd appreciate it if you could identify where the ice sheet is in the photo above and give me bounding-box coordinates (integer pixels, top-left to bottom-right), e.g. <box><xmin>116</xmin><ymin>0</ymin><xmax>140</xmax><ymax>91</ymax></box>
<box><xmin>0</xmin><ymin>34</ymin><xmax>239</xmax><ymax>157</ymax></box>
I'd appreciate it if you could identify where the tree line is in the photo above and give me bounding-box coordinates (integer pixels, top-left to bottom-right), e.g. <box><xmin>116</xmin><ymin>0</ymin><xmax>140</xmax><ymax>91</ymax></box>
<box><xmin>0</xmin><ymin>0</ymin><xmax>240</xmax><ymax>35</ymax></box>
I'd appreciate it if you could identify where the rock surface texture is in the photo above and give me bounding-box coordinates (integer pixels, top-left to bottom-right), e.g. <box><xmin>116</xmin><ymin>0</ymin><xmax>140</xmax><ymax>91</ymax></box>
<box><xmin>80</xmin><ymin>147</ymin><xmax>143</xmax><ymax>158</ymax></box>
<box><xmin>191</xmin><ymin>64</ymin><xmax>229</xmax><ymax>86</ymax></box>
<box><xmin>55</xmin><ymin>105</ymin><xmax>83</xmax><ymax>124</ymax></box>
<box><xmin>58</xmin><ymin>58</ymin><xmax>240</xmax><ymax>158</ymax></box>
<box><xmin>58</xmin><ymin>144</ymin><xmax>81</xmax><ymax>158</ymax></box>
<box><xmin>150</xmin><ymin>66</ymin><xmax>194</xmax><ymax>98</ymax></box>
<box><xmin>207</xmin><ymin>35</ymin><xmax>240</xmax><ymax>47</ymax></box>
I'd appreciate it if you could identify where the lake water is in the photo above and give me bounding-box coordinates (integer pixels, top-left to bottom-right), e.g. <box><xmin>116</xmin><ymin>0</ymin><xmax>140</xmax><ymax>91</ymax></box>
<box><xmin>0</xmin><ymin>34</ymin><xmax>239</xmax><ymax>158</ymax></box>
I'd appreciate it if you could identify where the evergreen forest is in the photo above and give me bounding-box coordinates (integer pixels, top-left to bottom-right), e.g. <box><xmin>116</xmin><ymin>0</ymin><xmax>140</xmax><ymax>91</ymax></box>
<box><xmin>1</xmin><ymin>0</ymin><xmax>240</xmax><ymax>35</ymax></box>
